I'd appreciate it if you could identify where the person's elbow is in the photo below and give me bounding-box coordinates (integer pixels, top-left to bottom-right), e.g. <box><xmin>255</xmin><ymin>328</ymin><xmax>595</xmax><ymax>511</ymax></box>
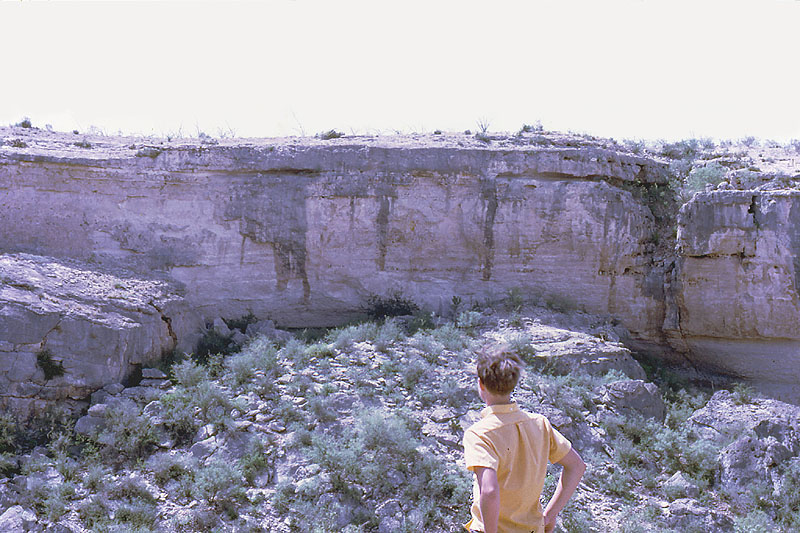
<box><xmin>560</xmin><ymin>448</ymin><xmax>586</xmax><ymax>476</ymax></box>
<box><xmin>480</xmin><ymin>483</ymin><xmax>500</xmax><ymax>500</ymax></box>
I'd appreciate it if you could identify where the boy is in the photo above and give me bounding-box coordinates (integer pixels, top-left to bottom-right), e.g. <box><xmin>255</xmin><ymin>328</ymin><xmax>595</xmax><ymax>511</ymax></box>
<box><xmin>463</xmin><ymin>345</ymin><xmax>585</xmax><ymax>533</ymax></box>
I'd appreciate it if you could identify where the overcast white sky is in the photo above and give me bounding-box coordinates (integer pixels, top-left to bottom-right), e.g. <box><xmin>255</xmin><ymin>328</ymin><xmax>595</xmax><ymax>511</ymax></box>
<box><xmin>1</xmin><ymin>0</ymin><xmax>798</xmax><ymax>141</ymax></box>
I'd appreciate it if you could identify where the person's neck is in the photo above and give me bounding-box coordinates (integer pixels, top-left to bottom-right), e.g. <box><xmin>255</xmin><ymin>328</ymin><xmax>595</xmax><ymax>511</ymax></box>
<box><xmin>485</xmin><ymin>394</ymin><xmax>512</xmax><ymax>406</ymax></box>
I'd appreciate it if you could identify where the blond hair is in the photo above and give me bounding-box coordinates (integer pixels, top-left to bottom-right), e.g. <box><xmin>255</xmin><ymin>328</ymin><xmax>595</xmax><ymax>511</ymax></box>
<box><xmin>476</xmin><ymin>343</ymin><xmax>522</xmax><ymax>395</ymax></box>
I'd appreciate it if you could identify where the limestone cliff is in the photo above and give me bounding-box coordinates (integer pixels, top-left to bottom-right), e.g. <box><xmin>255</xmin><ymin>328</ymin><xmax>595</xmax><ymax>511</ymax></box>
<box><xmin>0</xmin><ymin>128</ymin><xmax>667</xmax><ymax>340</ymax></box>
<box><xmin>3</xmin><ymin>126</ymin><xmax>800</xmax><ymax>392</ymax></box>
<box><xmin>667</xmin><ymin>189</ymin><xmax>800</xmax><ymax>385</ymax></box>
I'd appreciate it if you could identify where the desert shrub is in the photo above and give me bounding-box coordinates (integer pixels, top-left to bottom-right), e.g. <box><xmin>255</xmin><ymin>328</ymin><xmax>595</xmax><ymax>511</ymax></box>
<box><xmin>441</xmin><ymin>377</ymin><xmax>472</xmax><ymax>408</ymax></box>
<box><xmin>374</xmin><ymin>318</ymin><xmax>404</xmax><ymax>352</ymax></box>
<box><xmin>305</xmin><ymin>341</ymin><xmax>335</xmax><ymax>360</ymax></box>
<box><xmin>768</xmin><ymin>457</ymin><xmax>800</xmax><ymax>530</ymax></box>
<box><xmin>79</xmin><ymin>494</ymin><xmax>112</xmax><ymax>528</ymax></box>
<box><xmin>160</xmin><ymin>379</ymin><xmax>239</xmax><ymax>443</ymax></box>
<box><xmin>401</xmin><ymin>357</ymin><xmax>428</xmax><ymax>390</ymax></box>
<box><xmin>661</xmin><ymin>138</ymin><xmax>700</xmax><ymax>160</ymax></box>
<box><xmin>601</xmin><ymin>411</ymin><xmax>720</xmax><ymax>493</ymax></box>
<box><xmin>83</xmin><ymin>463</ymin><xmax>111</xmax><ymax>492</ymax></box>
<box><xmin>411</xmin><ymin>331</ymin><xmax>445</xmax><ymax>363</ymax></box>
<box><xmin>166</xmin><ymin>507</ymin><xmax>219</xmax><ymax>532</ymax></box>
<box><xmin>171</xmin><ymin>358</ymin><xmax>209</xmax><ymax>388</ymax></box>
<box><xmin>329</xmin><ymin>322</ymin><xmax>380</xmax><ymax>350</ymax></box>
<box><xmin>224</xmin><ymin>339</ymin><xmax>281</xmax><ymax>390</ymax></box>
<box><xmin>223</xmin><ymin>311</ymin><xmax>258</xmax><ymax>333</ymax></box>
<box><xmin>109</xmin><ymin>475</ymin><xmax>157</xmax><ymax>504</ymax></box>
<box><xmin>113</xmin><ymin>500</ymin><xmax>159</xmax><ymax>529</ymax></box>
<box><xmin>506</xmin><ymin>331</ymin><xmax>537</xmax><ymax>365</ymax></box>
<box><xmin>733</xmin><ymin>509</ymin><xmax>778</xmax><ymax>533</ymax></box>
<box><xmin>404</xmin><ymin>310</ymin><xmax>435</xmax><ymax>335</ymax></box>
<box><xmin>365</xmin><ymin>291</ymin><xmax>419</xmax><ymax>319</ymax></box>
<box><xmin>194</xmin><ymin>327</ymin><xmax>235</xmax><ymax>365</ymax></box>
<box><xmin>731</xmin><ymin>382</ymin><xmax>756</xmax><ymax>405</ymax></box>
<box><xmin>146</xmin><ymin>452</ymin><xmax>197</xmax><ymax>486</ymax></box>
<box><xmin>239</xmin><ymin>437</ymin><xmax>274</xmax><ymax>485</ymax></box>
<box><xmin>430</xmin><ymin>323</ymin><xmax>472</xmax><ymax>353</ymax></box>
<box><xmin>684</xmin><ymin>162</ymin><xmax>726</xmax><ymax>195</ymax></box>
<box><xmin>456</xmin><ymin>310</ymin><xmax>484</xmax><ymax>330</ymax></box>
<box><xmin>308</xmin><ymin>396</ymin><xmax>337</xmax><ymax>424</ymax></box>
<box><xmin>317</xmin><ymin>129</ymin><xmax>344</xmax><ymax>140</ymax></box>
<box><xmin>300</xmin><ymin>410</ymin><xmax>471</xmax><ymax>530</ymax></box>
<box><xmin>0</xmin><ymin>453</ymin><xmax>18</xmax><ymax>477</ymax></box>
<box><xmin>16</xmin><ymin>117</ymin><xmax>33</xmax><ymax>128</ymax></box>
<box><xmin>194</xmin><ymin>459</ymin><xmax>247</xmax><ymax>518</ymax></box>
<box><xmin>0</xmin><ymin>414</ymin><xmax>16</xmax><ymax>454</ymax></box>
<box><xmin>93</xmin><ymin>401</ymin><xmax>158</xmax><ymax>464</ymax></box>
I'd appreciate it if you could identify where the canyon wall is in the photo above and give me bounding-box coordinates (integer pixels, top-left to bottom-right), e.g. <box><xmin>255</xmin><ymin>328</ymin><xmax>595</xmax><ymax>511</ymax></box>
<box><xmin>0</xmin><ymin>131</ymin><xmax>667</xmax><ymax>339</ymax></box>
<box><xmin>2</xmin><ymin>128</ymin><xmax>799</xmax><ymax>396</ymax></box>
<box><xmin>666</xmin><ymin>189</ymin><xmax>800</xmax><ymax>384</ymax></box>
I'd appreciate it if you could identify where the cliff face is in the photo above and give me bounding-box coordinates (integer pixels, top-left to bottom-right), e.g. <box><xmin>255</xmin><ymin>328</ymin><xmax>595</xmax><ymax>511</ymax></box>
<box><xmin>668</xmin><ymin>190</ymin><xmax>800</xmax><ymax>383</ymax></box>
<box><xmin>2</xmin><ymin>127</ymin><xmax>799</xmax><ymax>390</ymax></box>
<box><xmin>0</xmin><ymin>129</ymin><xmax>667</xmax><ymax>340</ymax></box>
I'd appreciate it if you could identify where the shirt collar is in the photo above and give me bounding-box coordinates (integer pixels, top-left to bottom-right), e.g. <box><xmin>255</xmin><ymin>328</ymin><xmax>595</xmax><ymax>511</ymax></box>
<box><xmin>480</xmin><ymin>403</ymin><xmax>519</xmax><ymax>418</ymax></box>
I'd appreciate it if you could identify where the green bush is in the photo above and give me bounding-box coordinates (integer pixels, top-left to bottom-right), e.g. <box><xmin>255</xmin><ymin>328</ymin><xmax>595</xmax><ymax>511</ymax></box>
<box><xmin>113</xmin><ymin>500</ymin><xmax>159</xmax><ymax>529</ymax></box>
<box><xmin>731</xmin><ymin>382</ymin><xmax>756</xmax><ymax>405</ymax></box>
<box><xmin>239</xmin><ymin>437</ymin><xmax>274</xmax><ymax>485</ymax></box>
<box><xmin>364</xmin><ymin>291</ymin><xmax>420</xmax><ymax>319</ymax></box>
<box><xmin>94</xmin><ymin>402</ymin><xmax>158</xmax><ymax>464</ymax></box>
<box><xmin>684</xmin><ymin>162</ymin><xmax>726</xmax><ymax>196</ymax></box>
<box><xmin>302</xmin><ymin>410</ymin><xmax>472</xmax><ymax>530</ymax></box>
<box><xmin>0</xmin><ymin>413</ymin><xmax>17</xmax><ymax>454</ymax></box>
<box><xmin>160</xmin><ymin>379</ymin><xmax>239</xmax><ymax>443</ymax></box>
<box><xmin>506</xmin><ymin>331</ymin><xmax>537</xmax><ymax>365</ymax></box>
<box><xmin>430</xmin><ymin>323</ymin><xmax>472</xmax><ymax>353</ymax></box>
<box><xmin>79</xmin><ymin>494</ymin><xmax>111</xmax><ymax>528</ymax></box>
<box><xmin>374</xmin><ymin>318</ymin><xmax>404</xmax><ymax>352</ymax></box>
<box><xmin>329</xmin><ymin>322</ymin><xmax>380</xmax><ymax>350</ymax></box>
<box><xmin>146</xmin><ymin>452</ymin><xmax>197</xmax><ymax>486</ymax></box>
<box><xmin>224</xmin><ymin>338</ymin><xmax>281</xmax><ymax>390</ymax></box>
<box><xmin>36</xmin><ymin>349</ymin><xmax>65</xmax><ymax>380</ymax></box>
<box><xmin>194</xmin><ymin>459</ymin><xmax>247</xmax><ymax>518</ymax></box>
<box><xmin>733</xmin><ymin>509</ymin><xmax>778</xmax><ymax>533</ymax></box>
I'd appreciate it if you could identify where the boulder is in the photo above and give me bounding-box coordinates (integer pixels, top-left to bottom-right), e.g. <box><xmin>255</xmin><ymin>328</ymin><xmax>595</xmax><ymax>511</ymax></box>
<box><xmin>595</xmin><ymin>379</ymin><xmax>665</xmax><ymax>421</ymax></box>
<box><xmin>511</xmin><ymin>323</ymin><xmax>646</xmax><ymax>380</ymax></box>
<box><xmin>663</xmin><ymin>471</ymin><xmax>699</xmax><ymax>500</ymax></box>
<box><xmin>688</xmin><ymin>390</ymin><xmax>800</xmax><ymax>502</ymax></box>
<box><xmin>687</xmin><ymin>390</ymin><xmax>800</xmax><ymax>444</ymax></box>
<box><xmin>0</xmin><ymin>505</ymin><xmax>37</xmax><ymax>532</ymax></box>
<box><xmin>0</xmin><ymin>253</ymin><xmax>201</xmax><ymax>418</ymax></box>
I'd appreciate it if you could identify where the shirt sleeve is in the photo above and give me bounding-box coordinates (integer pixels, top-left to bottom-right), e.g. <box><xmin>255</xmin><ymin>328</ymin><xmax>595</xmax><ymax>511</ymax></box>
<box><xmin>463</xmin><ymin>429</ymin><xmax>499</xmax><ymax>472</ymax></box>
<box><xmin>545</xmin><ymin>417</ymin><xmax>572</xmax><ymax>464</ymax></box>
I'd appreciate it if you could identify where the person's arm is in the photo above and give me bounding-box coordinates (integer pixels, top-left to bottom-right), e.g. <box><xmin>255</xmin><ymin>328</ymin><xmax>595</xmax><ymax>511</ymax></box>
<box><xmin>543</xmin><ymin>448</ymin><xmax>585</xmax><ymax>532</ymax></box>
<box><xmin>474</xmin><ymin>466</ymin><xmax>500</xmax><ymax>533</ymax></box>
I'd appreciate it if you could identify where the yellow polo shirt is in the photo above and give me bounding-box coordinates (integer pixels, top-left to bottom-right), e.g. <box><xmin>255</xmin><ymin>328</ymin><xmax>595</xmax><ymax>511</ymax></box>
<box><xmin>463</xmin><ymin>403</ymin><xmax>572</xmax><ymax>533</ymax></box>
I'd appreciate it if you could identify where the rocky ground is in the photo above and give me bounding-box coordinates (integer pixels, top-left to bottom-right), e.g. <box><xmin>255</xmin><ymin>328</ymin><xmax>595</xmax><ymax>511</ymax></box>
<box><xmin>1</xmin><ymin>299</ymin><xmax>798</xmax><ymax>532</ymax></box>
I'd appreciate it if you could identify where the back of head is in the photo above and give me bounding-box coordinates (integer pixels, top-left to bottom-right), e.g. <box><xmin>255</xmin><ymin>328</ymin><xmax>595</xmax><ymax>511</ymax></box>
<box><xmin>476</xmin><ymin>343</ymin><xmax>523</xmax><ymax>395</ymax></box>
